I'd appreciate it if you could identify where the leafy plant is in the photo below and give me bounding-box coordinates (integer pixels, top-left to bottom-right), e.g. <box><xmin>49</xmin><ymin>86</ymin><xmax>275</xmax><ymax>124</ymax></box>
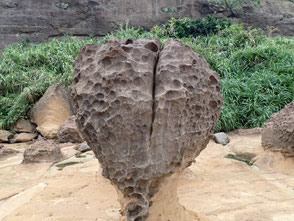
<box><xmin>162</xmin><ymin>7</ymin><xmax>178</xmax><ymax>13</ymax></box>
<box><xmin>56</xmin><ymin>2</ymin><xmax>69</xmax><ymax>10</ymax></box>
<box><xmin>152</xmin><ymin>15</ymin><xmax>231</xmax><ymax>38</ymax></box>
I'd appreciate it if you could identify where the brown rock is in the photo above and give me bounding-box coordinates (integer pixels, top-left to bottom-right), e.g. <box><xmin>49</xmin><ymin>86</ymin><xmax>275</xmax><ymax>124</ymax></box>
<box><xmin>0</xmin><ymin>144</ymin><xmax>20</xmax><ymax>160</ymax></box>
<box><xmin>10</xmin><ymin>119</ymin><xmax>36</xmax><ymax>133</ymax></box>
<box><xmin>262</xmin><ymin>101</ymin><xmax>294</xmax><ymax>157</ymax></box>
<box><xmin>71</xmin><ymin>38</ymin><xmax>222</xmax><ymax>220</ymax></box>
<box><xmin>57</xmin><ymin>115</ymin><xmax>83</xmax><ymax>143</ymax></box>
<box><xmin>0</xmin><ymin>130</ymin><xmax>13</xmax><ymax>143</ymax></box>
<box><xmin>23</xmin><ymin>140</ymin><xmax>64</xmax><ymax>164</ymax></box>
<box><xmin>0</xmin><ymin>0</ymin><xmax>294</xmax><ymax>49</ymax></box>
<box><xmin>10</xmin><ymin>133</ymin><xmax>37</xmax><ymax>143</ymax></box>
<box><xmin>29</xmin><ymin>84</ymin><xmax>75</xmax><ymax>139</ymax></box>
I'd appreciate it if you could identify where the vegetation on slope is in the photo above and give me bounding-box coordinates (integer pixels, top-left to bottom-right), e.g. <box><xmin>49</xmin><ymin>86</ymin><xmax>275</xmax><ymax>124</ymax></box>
<box><xmin>207</xmin><ymin>0</ymin><xmax>260</xmax><ymax>15</ymax></box>
<box><xmin>0</xmin><ymin>36</ymin><xmax>100</xmax><ymax>128</ymax></box>
<box><xmin>0</xmin><ymin>17</ymin><xmax>294</xmax><ymax>132</ymax></box>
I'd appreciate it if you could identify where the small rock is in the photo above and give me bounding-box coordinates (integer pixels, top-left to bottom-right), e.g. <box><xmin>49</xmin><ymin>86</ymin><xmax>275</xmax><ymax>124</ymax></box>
<box><xmin>78</xmin><ymin>141</ymin><xmax>91</xmax><ymax>153</ymax></box>
<box><xmin>10</xmin><ymin>133</ymin><xmax>38</xmax><ymax>143</ymax></box>
<box><xmin>57</xmin><ymin>115</ymin><xmax>83</xmax><ymax>143</ymax></box>
<box><xmin>23</xmin><ymin>139</ymin><xmax>64</xmax><ymax>164</ymax></box>
<box><xmin>0</xmin><ymin>144</ymin><xmax>19</xmax><ymax>160</ymax></box>
<box><xmin>10</xmin><ymin>119</ymin><xmax>36</xmax><ymax>133</ymax></box>
<box><xmin>0</xmin><ymin>130</ymin><xmax>14</xmax><ymax>143</ymax></box>
<box><xmin>214</xmin><ymin>132</ymin><xmax>230</xmax><ymax>145</ymax></box>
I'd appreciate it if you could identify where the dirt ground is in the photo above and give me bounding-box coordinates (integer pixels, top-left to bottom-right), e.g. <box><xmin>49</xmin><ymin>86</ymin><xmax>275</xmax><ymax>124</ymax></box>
<box><xmin>1</xmin><ymin>129</ymin><xmax>294</xmax><ymax>221</ymax></box>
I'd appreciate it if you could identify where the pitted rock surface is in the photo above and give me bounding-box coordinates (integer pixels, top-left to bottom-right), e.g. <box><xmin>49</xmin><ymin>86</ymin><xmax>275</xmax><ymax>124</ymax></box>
<box><xmin>71</xmin><ymin>38</ymin><xmax>222</xmax><ymax>220</ymax></box>
<box><xmin>23</xmin><ymin>139</ymin><xmax>63</xmax><ymax>164</ymax></box>
<box><xmin>151</xmin><ymin>40</ymin><xmax>222</xmax><ymax>170</ymax></box>
<box><xmin>262</xmin><ymin>100</ymin><xmax>294</xmax><ymax>157</ymax></box>
<box><xmin>57</xmin><ymin>115</ymin><xmax>83</xmax><ymax>143</ymax></box>
<box><xmin>10</xmin><ymin>119</ymin><xmax>36</xmax><ymax>133</ymax></box>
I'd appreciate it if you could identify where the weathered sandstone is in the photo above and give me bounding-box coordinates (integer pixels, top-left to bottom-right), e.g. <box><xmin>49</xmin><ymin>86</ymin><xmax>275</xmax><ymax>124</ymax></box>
<box><xmin>0</xmin><ymin>144</ymin><xmax>20</xmax><ymax>160</ymax></box>
<box><xmin>71</xmin><ymin>38</ymin><xmax>222</xmax><ymax>220</ymax></box>
<box><xmin>262</xmin><ymin>100</ymin><xmax>294</xmax><ymax>157</ymax></box>
<box><xmin>0</xmin><ymin>130</ymin><xmax>13</xmax><ymax>143</ymax></box>
<box><xmin>57</xmin><ymin>115</ymin><xmax>83</xmax><ymax>143</ymax></box>
<box><xmin>10</xmin><ymin>119</ymin><xmax>36</xmax><ymax>133</ymax></box>
<box><xmin>10</xmin><ymin>133</ymin><xmax>37</xmax><ymax>143</ymax></box>
<box><xmin>23</xmin><ymin>139</ymin><xmax>63</xmax><ymax>164</ymax></box>
<box><xmin>29</xmin><ymin>84</ymin><xmax>75</xmax><ymax>139</ymax></box>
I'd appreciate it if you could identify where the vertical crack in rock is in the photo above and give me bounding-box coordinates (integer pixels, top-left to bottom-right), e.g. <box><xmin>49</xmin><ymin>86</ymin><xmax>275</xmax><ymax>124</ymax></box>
<box><xmin>150</xmin><ymin>53</ymin><xmax>159</xmax><ymax>138</ymax></box>
<box><xmin>71</xmin><ymin>38</ymin><xmax>222</xmax><ymax>221</ymax></box>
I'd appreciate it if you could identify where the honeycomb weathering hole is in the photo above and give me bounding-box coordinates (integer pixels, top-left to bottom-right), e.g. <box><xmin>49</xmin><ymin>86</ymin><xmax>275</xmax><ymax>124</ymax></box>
<box><xmin>71</xmin><ymin>38</ymin><xmax>222</xmax><ymax>221</ymax></box>
<box><xmin>102</xmin><ymin>56</ymin><xmax>112</xmax><ymax>66</ymax></box>
<box><xmin>122</xmin><ymin>46</ymin><xmax>132</xmax><ymax>53</ymax></box>
<box><xmin>209</xmin><ymin>75</ymin><xmax>218</xmax><ymax>86</ymax></box>
<box><xmin>125</xmin><ymin>39</ymin><xmax>134</xmax><ymax>45</ymax></box>
<box><xmin>144</xmin><ymin>42</ymin><xmax>159</xmax><ymax>52</ymax></box>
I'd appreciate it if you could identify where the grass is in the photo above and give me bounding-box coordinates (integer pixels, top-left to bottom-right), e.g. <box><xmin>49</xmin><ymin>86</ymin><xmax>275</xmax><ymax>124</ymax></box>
<box><xmin>186</xmin><ymin>25</ymin><xmax>294</xmax><ymax>131</ymax></box>
<box><xmin>1</xmin><ymin>18</ymin><xmax>294</xmax><ymax>132</ymax></box>
<box><xmin>0</xmin><ymin>35</ymin><xmax>101</xmax><ymax>128</ymax></box>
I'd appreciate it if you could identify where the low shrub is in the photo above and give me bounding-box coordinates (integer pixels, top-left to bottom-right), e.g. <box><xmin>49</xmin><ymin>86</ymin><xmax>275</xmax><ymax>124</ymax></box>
<box><xmin>152</xmin><ymin>15</ymin><xmax>231</xmax><ymax>38</ymax></box>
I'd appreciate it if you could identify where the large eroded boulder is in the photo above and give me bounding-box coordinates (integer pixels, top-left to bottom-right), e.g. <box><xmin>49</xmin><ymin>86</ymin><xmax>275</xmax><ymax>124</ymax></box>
<box><xmin>262</xmin><ymin>101</ymin><xmax>294</xmax><ymax>157</ymax></box>
<box><xmin>29</xmin><ymin>84</ymin><xmax>75</xmax><ymax>139</ymax></box>
<box><xmin>71</xmin><ymin>38</ymin><xmax>222</xmax><ymax>221</ymax></box>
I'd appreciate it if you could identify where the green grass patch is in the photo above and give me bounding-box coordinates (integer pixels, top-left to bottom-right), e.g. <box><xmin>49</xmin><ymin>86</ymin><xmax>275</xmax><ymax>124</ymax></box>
<box><xmin>0</xmin><ymin>35</ymin><xmax>101</xmax><ymax>128</ymax></box>
<box><xmin>1</xmin><ymin>17</ymin><xmax>294</xmax><ymax>132</ymax></box>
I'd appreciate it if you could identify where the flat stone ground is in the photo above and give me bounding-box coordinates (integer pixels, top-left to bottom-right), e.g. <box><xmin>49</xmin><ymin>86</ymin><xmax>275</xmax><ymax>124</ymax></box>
<box><xmin>1</xmin><ymin>130</ymin><xmax>294</xmax><ymax>221</ymax></box>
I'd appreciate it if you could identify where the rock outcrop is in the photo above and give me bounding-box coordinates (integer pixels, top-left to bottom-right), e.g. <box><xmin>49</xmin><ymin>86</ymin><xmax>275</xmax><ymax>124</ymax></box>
<box><xmin>0</xmin><ymin>0</ymin><xmax>293</xmax><ymax>49</ymax></box>
<box><xmin>0</xmin><ymin>130</ymin><xmax>13</xmax><ymax>143</ymax></box>
<box><xmin>0</xmin><ymin>144</ymin><xmax>20</xmax><ymax>160</ymax></box>
<box><xmin>57</xmin><ymin>115</ymin><xmax>83</xmax><ymax>143</ymax></box>
<box><xmin>23</xmin><ymin>139</ymin><xmax>63</xmax><ymax>163</ymax></box>
<box><xmin>10</xmin><ymin>119</ymin><xmax>36</xmax><ymax>133</ymax></box>
<box><xmin>71</xmin><ymin>38</ymin><xmax>222</xmax><ymax>220</ymax></box>
<box><xmin>262</xmin><ymin>101</ymin><xmax>294</xmax><ymax>157</ymax></box>
<box><xmin>10</xmin><ymin>133</ymin><xmax>37</xmax><ymax>143</ymax></box>
<box><xmin>29</xmin><ymin>84</ymin><xmax>75</xmax><ymax>139</ymax></box>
